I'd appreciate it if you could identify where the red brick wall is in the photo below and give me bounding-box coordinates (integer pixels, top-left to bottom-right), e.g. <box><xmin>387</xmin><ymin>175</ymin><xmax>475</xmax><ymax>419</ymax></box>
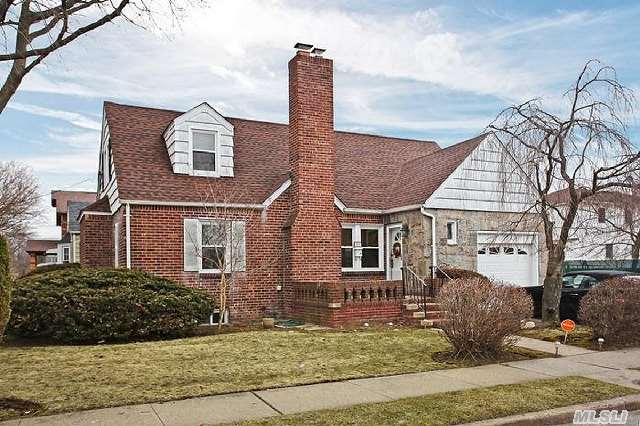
<box><xmin>287</xmin><ymin>50</ymin><xmax>341</xmax><ymax>283</ymax></box>
<box><xmin>127</xmin><ymin>197</ymin><xmax>291</xmax><ymax>324</ymax></box>
<box><xmin>80</xmin><ymin>214</ymin><xmax>114</xmax><ymax>267</ymax></box>
<box><xmin>292</xmin><ymin>279</ymin><xmax>403</xmax><ymax>326</ymax></box>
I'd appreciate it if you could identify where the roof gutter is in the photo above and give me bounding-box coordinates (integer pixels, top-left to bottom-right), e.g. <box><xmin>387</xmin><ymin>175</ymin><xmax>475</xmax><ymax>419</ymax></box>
<box><xmin>334</xmin><ymin>197</ymin><xmax>422</xmax><ymax>215</ymax></box>
<box><xmin>420</xmin><ymin>206</ymin><xmax>437</xmax><ymax>279</ymax></box>
<box><xmin>119</xmin><ymin>199</ymin><xmax>265</xmax><ymax>210</ymax></box>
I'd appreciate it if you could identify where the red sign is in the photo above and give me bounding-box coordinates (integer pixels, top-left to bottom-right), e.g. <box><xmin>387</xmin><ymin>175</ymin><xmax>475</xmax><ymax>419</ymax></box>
<box><xmin>561</xmin><ymin>319</ymin><xmax>576</xmax><ymax>333</ymax></box>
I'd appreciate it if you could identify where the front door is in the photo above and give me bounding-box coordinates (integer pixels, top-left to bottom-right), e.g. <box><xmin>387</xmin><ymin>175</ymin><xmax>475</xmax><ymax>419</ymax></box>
<box><xmin>388</xmin><ymin>226</ymin><xmax>403</xmax><ymax>280</ymax></box>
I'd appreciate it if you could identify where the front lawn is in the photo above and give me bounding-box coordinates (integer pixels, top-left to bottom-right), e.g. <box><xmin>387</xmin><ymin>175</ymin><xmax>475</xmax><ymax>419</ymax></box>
<box><xmin>519</xmin><ymin>325</ymin><xmax>594</xmax><ymax>349</ymax></box>
<box><xmin>235</xmin><ymin>376</ymin><xmax>638</xmax><ymax>426</ymax></box>
<box><xmin>0</xmin><ymin>328</ymin><xmax>543</xmax><ymax>420</ymax></box>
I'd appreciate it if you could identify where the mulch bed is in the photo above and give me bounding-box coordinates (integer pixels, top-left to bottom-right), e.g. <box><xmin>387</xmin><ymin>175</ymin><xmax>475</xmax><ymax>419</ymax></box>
<box><xmin>0</xmin><ymin>397</ymin><xmax>42</xmax><ymax>416</ymax></box>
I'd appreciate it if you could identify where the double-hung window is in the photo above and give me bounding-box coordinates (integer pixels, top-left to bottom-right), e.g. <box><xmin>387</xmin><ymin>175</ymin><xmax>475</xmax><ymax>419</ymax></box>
<box><xmin>201</xmin><ymin>221</ymin><xmax>227</xmax><ymax>272</ymax></box>
<box><xmin>341</xmin><ymin>225</ymin><xmax>383</xmax><ymax>272</ymax></box>
<box><xmin>191</xmin><ymin>129</ymin><xmax>217</xmax><ymax>175</ymax></box>
<box><xmin>62</xmin><ymin>246</ymin><xmax>70</xmax><ymax>263</ymax></box>
<box><xmin>184</xmin><ymin>218</ymin><xmax>246</xmax><ymax>274</ymax></box>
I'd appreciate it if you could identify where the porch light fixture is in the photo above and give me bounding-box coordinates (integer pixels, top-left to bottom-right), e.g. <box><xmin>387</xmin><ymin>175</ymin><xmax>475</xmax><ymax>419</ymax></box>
<box><xmin>401</xmin><ymin>223</ymin><xmax>410</xmax><ymax>237</ymax></box>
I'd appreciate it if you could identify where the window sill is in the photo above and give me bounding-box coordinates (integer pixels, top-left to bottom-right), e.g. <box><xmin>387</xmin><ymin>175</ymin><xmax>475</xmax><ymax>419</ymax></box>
<box><xmin>341</xmin><ymin>268</ymin><xmax>384</xmax><ymax>273</ymax></box>
<box><xmin>193</xmin><ymin>170</ymin><xmax>220</xmax><ymax>177</ymax></box>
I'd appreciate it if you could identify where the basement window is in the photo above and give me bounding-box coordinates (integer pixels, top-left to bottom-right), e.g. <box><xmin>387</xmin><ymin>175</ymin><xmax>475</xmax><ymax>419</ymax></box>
<box><xmin>191</xmin><ymin>129</ymin><xmax>217</xmax><ymax>175</ymax></box>
<box><xmin>341</xmin><ymin>224</ymin><xmax>383</xmax><ymax>272</ymax></box>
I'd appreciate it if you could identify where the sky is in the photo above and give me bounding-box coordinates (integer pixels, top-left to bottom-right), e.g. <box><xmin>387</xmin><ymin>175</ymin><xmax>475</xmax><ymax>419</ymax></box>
<box><xmin>0</xmin><ymin>0</ymin><xmax>639</xmax><ymax>239</ymax></box>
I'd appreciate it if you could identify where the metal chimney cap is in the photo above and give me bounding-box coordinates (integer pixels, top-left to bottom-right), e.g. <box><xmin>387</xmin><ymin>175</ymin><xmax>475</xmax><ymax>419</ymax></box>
<box><xmin>311</xmin><ymin>47</ymin><xmax>326</xmax><ymax>56</ymax></box>
<box><xmin>294</xmin><ymin>42</ymin><xmax>313</xmax><ymax>51</ymax></box>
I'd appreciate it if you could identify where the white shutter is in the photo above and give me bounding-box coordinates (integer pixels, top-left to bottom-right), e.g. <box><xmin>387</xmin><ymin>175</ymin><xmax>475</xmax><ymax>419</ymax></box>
<box><xmin>231</xmin><ymin>221</ymin><xmax>246</xmax><ymax>272</ymax></box>
<box><xmin>184</xmin><ymin>218</ymin><xmax>201</xmax><ymax>272</ymax></box>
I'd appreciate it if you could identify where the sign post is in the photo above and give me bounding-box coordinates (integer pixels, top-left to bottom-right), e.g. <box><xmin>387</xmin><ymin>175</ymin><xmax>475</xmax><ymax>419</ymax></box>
<box><xmin>560</xmin><ymin>319</ymin><xmax>576</xmax><ymax>344</ymax></box>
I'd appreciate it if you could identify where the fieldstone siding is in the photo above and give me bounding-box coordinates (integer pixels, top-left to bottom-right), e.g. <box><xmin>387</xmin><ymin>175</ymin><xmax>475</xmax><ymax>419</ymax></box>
<box><xmin>390</xmin><ymin>208</ymin><xmax>547</xmax><ymax>280</ymax></box>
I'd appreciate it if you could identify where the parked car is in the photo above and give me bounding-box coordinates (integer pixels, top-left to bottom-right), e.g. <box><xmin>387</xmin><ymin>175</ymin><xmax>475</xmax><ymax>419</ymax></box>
<box><xmin>526</xmin><ymin>270</ymin><xmax>640</xmax><ymax>321</ymax></box>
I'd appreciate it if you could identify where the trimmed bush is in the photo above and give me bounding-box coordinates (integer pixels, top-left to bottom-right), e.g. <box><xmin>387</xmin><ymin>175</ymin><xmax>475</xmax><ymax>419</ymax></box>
<box><xmin>437</xmin><ymin>267</ymin><xmax>488</xmax><ymax>281</ymax></box>
<box><xmin>22</xmin><ymin>262</ymin><xmax>81</xmax><ymax>277</ymax></box>
<box><xmin>579</xmin><ymin>278</ymin><xmax>640</xmax><ymax>345</ymax></box>
<box><xmin>9</xmin><ymin>267</ymin><xmax>214</xmax><ymax>343</ymax></box>
<box><xmin>0</xmin><ymin>236</ymin><xmax>11</xmax><ymax>341</ymax></box>
<box><xmin>437</xmin><ymin>278</ymin><xmax>533</xmax><ymax>359</ymax></box>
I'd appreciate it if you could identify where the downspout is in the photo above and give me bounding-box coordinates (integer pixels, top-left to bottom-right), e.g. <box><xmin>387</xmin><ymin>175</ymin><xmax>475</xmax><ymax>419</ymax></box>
<box><xmin>125</xmin><ymin>203</ymin><xmax>131</xmax><ymax>269</ymax></box>
<box><xmin>420</xmin><ymin>206</ymin><xmax>437</xmax><ymax>278</ymax></box>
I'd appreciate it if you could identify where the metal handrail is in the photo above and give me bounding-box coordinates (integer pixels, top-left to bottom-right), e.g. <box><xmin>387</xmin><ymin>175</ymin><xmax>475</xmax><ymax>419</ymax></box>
<box><xmin>402</xmin><ymin>266</ymin><xmax>430</xmax><ymax>315</ymax></box>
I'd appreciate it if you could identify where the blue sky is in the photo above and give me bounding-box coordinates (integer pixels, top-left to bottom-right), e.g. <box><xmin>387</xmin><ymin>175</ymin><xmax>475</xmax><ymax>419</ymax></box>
<box><xmin>1</xmin><ymin>0</ymin><xmax>639</xmax><ymax>238</ymax></box>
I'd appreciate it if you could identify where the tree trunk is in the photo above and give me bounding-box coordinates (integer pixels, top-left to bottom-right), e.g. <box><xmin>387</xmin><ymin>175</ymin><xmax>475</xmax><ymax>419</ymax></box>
<box><xmin>541</xmin><ymin>252</ymin><xmax>564</xmax><ymax>324</ymax></box>
<box><xmin>0</xmin><ymin>63</ymin><xmax>27</xmax><ymax>114</ymax></box>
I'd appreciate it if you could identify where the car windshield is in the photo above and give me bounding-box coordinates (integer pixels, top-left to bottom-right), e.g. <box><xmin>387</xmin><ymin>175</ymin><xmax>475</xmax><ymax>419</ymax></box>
<box><xmin>563</xmin><ymin>274</ymin><xmax>599</xmax><ymax>289</ymax></box>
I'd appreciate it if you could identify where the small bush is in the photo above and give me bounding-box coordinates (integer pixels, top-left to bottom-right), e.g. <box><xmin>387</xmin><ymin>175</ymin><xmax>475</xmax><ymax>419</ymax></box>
<box><xmin>579</xmin><ymin>278</ymin><xmax>640</xmax><ymax>345</ymax></box>
<box><xmin>23</xmin><ymin>262</ymin><xmax>81</xmax><ymax>277</ymax></box>
<box><xmin>437</xmin><ymin>267</ymin><xmax>488</xmax><ymax>281</ymax></box>
<box><xmin>437</xmin><ymin>278</ymin><xmax>533</xmax><ymax>359</ymax></box>
<box><xmin>9</xmin><ymin>267</ymin><xmax>214</xmax><ymax>343</ymax></box>
<box><xmin>0</xmin><ymin>236</ymin><xmax>11</xmax><ymax>341</ymax></box>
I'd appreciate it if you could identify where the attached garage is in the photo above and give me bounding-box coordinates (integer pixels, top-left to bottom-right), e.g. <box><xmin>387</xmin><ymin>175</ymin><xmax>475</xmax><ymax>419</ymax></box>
<box><xmin>476</xmin><ymin>232</ymin><xmax>539</xmax><ymax>287</ymax></box>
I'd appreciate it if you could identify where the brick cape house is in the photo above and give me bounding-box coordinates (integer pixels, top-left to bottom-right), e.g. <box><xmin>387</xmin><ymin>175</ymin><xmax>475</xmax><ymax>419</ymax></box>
<box><xmin>80</xmin><ymin>45</ymin><xmax>544</xmax><ymax>326</ymax></box>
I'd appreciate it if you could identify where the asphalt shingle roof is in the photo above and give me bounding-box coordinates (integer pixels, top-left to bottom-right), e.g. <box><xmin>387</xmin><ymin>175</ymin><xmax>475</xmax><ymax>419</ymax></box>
<box><xmin>103</xmin><ymin>102</ymin><xmax>485</xmax><ymax>211</ymax></box>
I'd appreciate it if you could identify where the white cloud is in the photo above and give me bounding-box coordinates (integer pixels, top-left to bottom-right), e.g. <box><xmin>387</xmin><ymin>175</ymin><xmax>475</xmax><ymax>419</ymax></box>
<box><xmin>7</xmin><ymin>102</ymin><xmax>101</xmax><ymax>130</ymax></box>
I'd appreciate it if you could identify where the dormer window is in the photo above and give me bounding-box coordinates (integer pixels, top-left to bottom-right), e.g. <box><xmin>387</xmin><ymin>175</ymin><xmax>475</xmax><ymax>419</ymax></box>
<box><xmin>164</xmin><ymin>103</ymin><xmax>234</xmax><ymax>177</ymax></box>
<box><xmin>191</xmin><ymin>129</ymin><xmax>217</xmax><ymax>175</ymax></box>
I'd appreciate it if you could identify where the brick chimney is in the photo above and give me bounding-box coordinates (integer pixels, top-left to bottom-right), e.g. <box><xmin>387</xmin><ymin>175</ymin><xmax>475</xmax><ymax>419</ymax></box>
<box><xmin>287</xmin><ymin>44</ymin><xmax>341</xmax><ymax>282</ymax></box>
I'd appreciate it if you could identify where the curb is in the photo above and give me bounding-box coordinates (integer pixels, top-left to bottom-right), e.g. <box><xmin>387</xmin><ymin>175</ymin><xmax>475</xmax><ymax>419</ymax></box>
<box><xmin>463</xmin><ymin>394</ymin><xmax>640</xmax><ymax>425</ymax></box>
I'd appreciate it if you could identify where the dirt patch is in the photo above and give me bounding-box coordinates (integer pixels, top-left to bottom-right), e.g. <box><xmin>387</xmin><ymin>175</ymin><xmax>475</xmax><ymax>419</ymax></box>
<box><xmin>0</xmin><ymin>397</ymin><xmax>42</xmax><ymax>416</ymax></box>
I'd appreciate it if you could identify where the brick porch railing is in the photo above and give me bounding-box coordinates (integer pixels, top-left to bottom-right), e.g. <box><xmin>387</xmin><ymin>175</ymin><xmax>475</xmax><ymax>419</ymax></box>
<box><xmin>292</xmin><ymin>279</ymin><xmax>403</xmax><ymax>326</ymax></box>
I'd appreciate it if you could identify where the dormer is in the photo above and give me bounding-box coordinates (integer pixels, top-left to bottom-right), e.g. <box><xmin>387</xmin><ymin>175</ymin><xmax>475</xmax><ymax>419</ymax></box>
<box><xmin>163</xmin><ymin>103</ymin><xmax>235</xmax><ymax>177</ymax></box>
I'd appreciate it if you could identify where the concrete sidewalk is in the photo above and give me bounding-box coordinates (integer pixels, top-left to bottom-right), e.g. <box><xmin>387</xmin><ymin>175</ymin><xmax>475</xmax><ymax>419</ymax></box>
<box><xmin>3</xmin><ymin>344</ymin><xmax>640</xmax><ymax>426</ymax></box>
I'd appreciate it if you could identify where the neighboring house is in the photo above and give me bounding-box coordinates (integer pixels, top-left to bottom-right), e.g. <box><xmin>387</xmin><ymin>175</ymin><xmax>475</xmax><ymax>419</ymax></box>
<box><xmin>25</xmin><ymin>191</ymin><xmax>96</xmax><ymax>270</ymax></box>
<box><xmin>25</xmin><ymin>239</ymin><xmax>58</xmax><ymax>269</ymax></box>
<box><xmin>80</xmin><ymin>45</ymin><xmax>543</xmax><ymax>326</ymax></box>
<box><xmin>551</xmin><ymin>189</ymin><xmax>640</xmax><ymax>262</ymax></box>
<box><xmin>51</xmin><ymin>191</ymin><xmax>95</xmax><ymax>264</ymax></box>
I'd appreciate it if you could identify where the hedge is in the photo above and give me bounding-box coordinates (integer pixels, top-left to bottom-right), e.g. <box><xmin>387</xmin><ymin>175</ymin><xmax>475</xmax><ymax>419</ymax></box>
<box><xmin>579</xmin><ymin>277</ymin><xmax>640</xmax><ymax>345</ymax></box>
<box><xmin>22</xmin><ymin>262</ymin><xmax>81</xmax><ymax>277</ymax></box>
<box><xmin>8</xmin><ymin>267</ymin><xmax>214</xmax><ymax>343</ymax></box>
<box><xmin>0</xmin><ymin>236</ymin><xmax>11</xmax><ymax>341</ymax></box>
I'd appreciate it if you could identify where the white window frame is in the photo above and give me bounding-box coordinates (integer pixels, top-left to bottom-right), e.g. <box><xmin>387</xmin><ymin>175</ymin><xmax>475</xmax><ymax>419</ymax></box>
<box><xmin>446</xmin><ymin>221</ymin><xmax>458</xmax><ymax>245</ymax></box>
<box><xmin>62</xmin><ymin>245</ymin><xmax>70</xmax><ymax>263</ymax></box>
<box><xmin>200</xmin><ymin>220</ymin><xmax>228</xmax><ymax>274</ymax></box>
<box><xmin>341</xmin><ymin>224</ymin><xmax>384</xmax><ymax>272</ymax></box>
<box><xmin>189</xmin><ymin>125</ymin><xmax>220</xmax><ymax>177</ymax></box>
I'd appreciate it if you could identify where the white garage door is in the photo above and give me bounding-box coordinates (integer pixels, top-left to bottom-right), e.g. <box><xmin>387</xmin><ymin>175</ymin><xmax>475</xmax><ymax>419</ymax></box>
<box><xmin>476</xmin><ymin>232</ymin><xmax>538</xmax><ymax>287</ymax></box>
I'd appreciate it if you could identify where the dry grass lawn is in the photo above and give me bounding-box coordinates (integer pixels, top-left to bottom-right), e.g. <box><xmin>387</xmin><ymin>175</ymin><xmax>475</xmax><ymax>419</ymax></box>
<box><xmin>0</xmin><ymin>327</ymin><xmax>542</xmax><ymax>420</ymax></box>
<box><xmin>519</xmin><ymin>325</ymin><xmax>594</xmax><ymax>349</ymax></box>
<box><xmin>236</xmin><ymin>376</ymin><xmax>638</xmax><ymax>426</ymax></box>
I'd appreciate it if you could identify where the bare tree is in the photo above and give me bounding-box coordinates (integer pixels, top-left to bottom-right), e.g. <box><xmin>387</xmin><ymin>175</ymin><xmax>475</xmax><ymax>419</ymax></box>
<box><xmin>0</xmin><ymin>161</ymin><xmax>40</xmax><ymax>240</ymax></box>
<box><xmin>0</xmin><ymin>0</ymin><xmax>198</xmax><ymax>113</ymax></box>
<box><xmin>184</xmin><ymin>182</ymin><xmax>284</xmax><ymax>329</ymax></box>
<box><xmin>490</xmin><ymin>60</ymin><xmax>640</xmax><ymax>323</ymax></box>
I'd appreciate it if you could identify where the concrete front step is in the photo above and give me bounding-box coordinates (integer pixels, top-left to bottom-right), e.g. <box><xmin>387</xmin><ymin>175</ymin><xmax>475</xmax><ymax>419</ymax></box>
<box><xmin>425</xmin><ymin>310</ymin><xmax>446</xmax><ymax>320</ymax></box>
<box><xmin>420</xmin><ymin>318</ymin><xmax>446</xmax><ymax>328</ymax></box>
